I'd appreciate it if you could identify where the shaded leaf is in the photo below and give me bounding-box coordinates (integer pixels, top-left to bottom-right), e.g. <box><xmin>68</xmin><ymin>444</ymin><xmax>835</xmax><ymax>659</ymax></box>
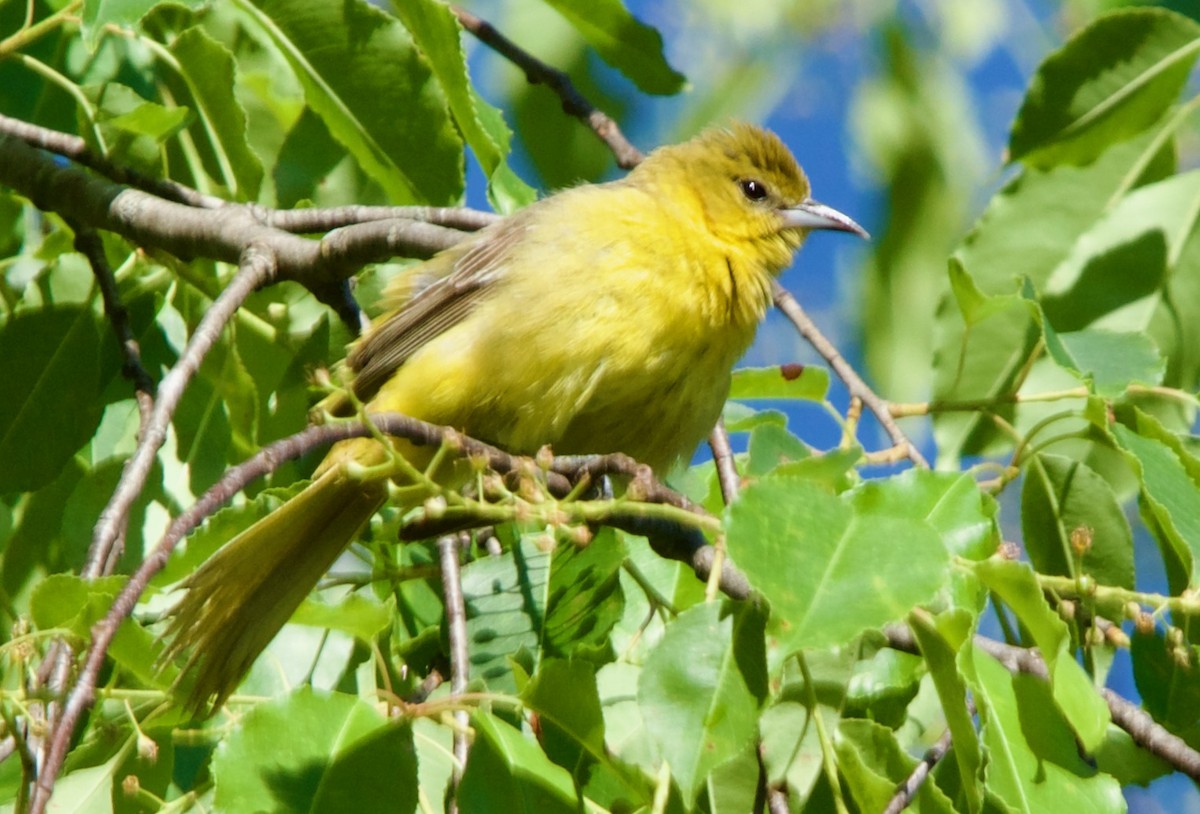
<box><xmin>0</xmin><ymin>308</ymin><xmax>106</xmax><ymax>494</ymax></box>
<box><xmin>240</xmin><ymin>0</ymin><xmax>462</xmax><ymax>204</ymax></box>
<box><xmin>963</xmin><ymin>644</ymin><xmax>1124</xmax><ymax>813</ymax></box>
<box><xmin>169</xmin><ymin>26</ymin><xmax>264</xmax><ymax>200</ymax></box>
<box><xmin>638</xmin><ymin>602</ymin><xmax>766</xmax><ymax>803</ymax></box>
<box><xmin>1010</xmin><ymin>8</ymin><xmax>1200</xmax><ymax>168</ymax></box>
<box><xmin>458</xmin><ymin>711</ymin><xmax>580</xmax><ymax>813</ymax></box>
<box><xmin>973</xmin><ymin>558</ymin><xmax>1111</xmax><ymax>750</ymax></box>
<box><xmin>1022</xmin><ymin>453</ymin><xmax>1134</xmax><ymax>589</ymax></box>
<box><xmin>540</xmin><ymin>0</ymin><xmax>685</xmax><ymax>95</ymax></box>
<box><xmin>213</xmin><ymin>689</ymin><xmax>417</xmax><ymax>814</ymax></box>
<box><xmin>391</xmin><ymin>0</ymin><xmax>535</xmax><ymax>211</ymax></box>
<box><xmin>1114</xmin><ymin>418</ymin><xmax>1200</xmax><ymax>591</ymax></box>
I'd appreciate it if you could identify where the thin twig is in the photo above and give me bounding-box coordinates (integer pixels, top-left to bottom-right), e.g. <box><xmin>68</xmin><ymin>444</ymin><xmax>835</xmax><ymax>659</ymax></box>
<box><xmin>771</xmin><ymin>280</ymin><xmax>928</xmax><ymax>469</ymax></box>
<box><xmin>451</xmin><ymin>6</ymin><xmax>644</xmax><ymax>168</ymax></box>
<box><xmin>882</xmin><ymin>727</ymin><xmax>953</xmax><ymax>814</ymax></box>
<box><xmin>709</xmin><ymin>419</ymin><xmax>740</xmax><ymax>505</ymax></box>
<box><xmin>69</xmin><ymin>222</ymin><xmax>156</xmax><ymax>426</ymax></box>
<box><xmin>437</xmin><ymin>534</ymin><xmax>470</xmax><ymax>809</ymax></box>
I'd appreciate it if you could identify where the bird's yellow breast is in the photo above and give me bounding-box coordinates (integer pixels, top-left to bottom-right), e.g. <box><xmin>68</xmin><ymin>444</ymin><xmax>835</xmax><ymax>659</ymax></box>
<box><xmin>367</xmin><ymin>182</ymin><xmax>778</xmax><ymax>473</ymax></box>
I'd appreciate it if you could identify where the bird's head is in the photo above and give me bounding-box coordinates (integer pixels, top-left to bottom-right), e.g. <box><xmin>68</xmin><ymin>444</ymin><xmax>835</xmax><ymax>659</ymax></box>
<box><xmin>637</xmin><ymin>122</ymin><xmax>867</xmax><ymax>273</ymax></box>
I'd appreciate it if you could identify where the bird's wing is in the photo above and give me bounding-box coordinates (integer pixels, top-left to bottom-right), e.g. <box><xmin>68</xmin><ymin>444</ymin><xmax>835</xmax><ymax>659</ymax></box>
<box><xmin>348</xmin><ymin>212</ymin><xmax>530</xmax><ymax>401</ymax></box>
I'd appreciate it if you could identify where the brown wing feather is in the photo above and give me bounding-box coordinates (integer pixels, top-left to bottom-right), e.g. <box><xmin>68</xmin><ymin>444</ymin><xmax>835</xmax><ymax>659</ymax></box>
<box><xmin>348</xmin><ymin>212</ymin><xmax>532</xmax><ymax>401</ymax></box>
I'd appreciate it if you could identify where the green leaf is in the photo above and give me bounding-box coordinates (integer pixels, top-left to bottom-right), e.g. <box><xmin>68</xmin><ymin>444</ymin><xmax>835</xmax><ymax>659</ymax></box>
<box><xmin>936</xmin><ymin>121</ymin><xmax>1180</xmax><ymax>461</ymax></box>
<box><xmin>1010</xmin><ymin>8</ymin><xmax>1200</xmax><ymax>168</ymax></box>
<box><xmin>848</xmin><ymin>469</ymin><xmax>999</xmax><ymax>560</ymax></box>
<box><xmin>973</xmin><ymin>558</ymin><xmax>1111</xmax><ymax>750</ymax></box>
<box><xmin>391</xmin><ymin>0</ymin><xmax>535</xmax><ymax>211</ymax></box>
<box><xmin>460</xmin><ymin>529</ymin><xmax>623</xmax><ymax>692</ymax></box>
<box><xmin>1046</xmin><ymin>329</ymin><xmax>1164</xmax><ymax>396</ymax></box>
<box><xmin>726</xmin><ymin>475</ymin><xmax>949</xmax><ymax>654</ymax></box>
<box><xmin>843</xmin><ymin>648</ymin><xmax>923</xmax><ymax>729</ymax></box>
<box><xmin>239</xmin><ymin>0</ymin><xmax>463</xmax><ymax>204</ymax></box>
<box><xmin>933</xmin><ymin>264</ymin><xmax>1040</xmax><ymax>460</ymax></box>
<box><xmin>1038</xmin><ymin>169</ymin><xmax>1200</xmax><ymax>390</ymax></box>
<box><xmin>523</xmin><ymin>658</ymin><xmax>606</xmax><ymax>765</ymax></box>
<box><xmin>213</xmin><ymin>688</ymin><xmax>417</xmax><ymax>814</ymax></box>
<box><xmin>541</xmin><ymin>527</ymin><xmax>625</xmax><ymax>659</ymax></box>
<box><xmin>292</xmin><ymin>593</ymin><xmax>393</xmax><ymax>642</ymax></box>
<box><xmin>0</xmin><ymin>308</ymin><xmax>106</xmax><ymax>494</ymax></box>
<box><xmin>1114</xmin><ymin>418</ymin><xmax>1200</xmax><ymax>590</ymax></box>
<box><xmin>836</xmin><ymin>719</ymin><xmax>956</xmax><ymax>814</ymax></box>
<box><xmin>30</xmin><ymin>573</ymin><xmax>124</xmax><ymax>633</ymax></box>
<box><xmin>1022</xmin><ymin>453</ymin><xmax>1134</xmax><ymax>589</ymax></box>
<box><xmin>458</xmin><ymin>711</ymin><xmax>580</xmax><ymax>813</ymax></box>
<box><xmin>1131</xmin><ymin>630</ymin><xmax>1200</xmax><ymax>737</ymax></box>
<box><xmin>637</xmin><ymin>602</ymin><xmax>766</xmax><ymax>803</ymax></box>
<box><xmin>729</xmin><ymin>365</ymin><xmax>830</xmax><ymax>401</ymax></box>
<box><xmin>963</xmin><ymin>644</ymin><xmax>1124</xmax><ymax>813</ymax></box>
<box><xmin>522</xmin><ymin>658</ymin><xmax>648</xmax><ymax>806</ymax></box>
<box><xmin>47</xmin><ymin>761</ymin><xmax>116</xmax><ymax>814</ymax></box>
<box><xmin>912</xmin><ymin>609</ymin><xmax>984</xmax><ymax>814</ymax></box>
<box><xmin>539</xmin><ymin>0</ymin><xmax>685</xmax><ymax>95</ymax></box>
<box><xmin>169</xmin><ymin>27</ymin><xmax>264</xmax><ymax>200</ymax></box>
<box><xmin>745</xmin><ymin>422</ymin><xmax>810</xmax><ymax>477</ymax></box>
<box><xmin>80</xmin><ymin>0</ymin><xmax>206</xmax><ymax>49</ymax></box>
<box><xmin>1093</xmin><ymin>725</ymin><xmax>1172</xmax><ymax>786</ymax></box>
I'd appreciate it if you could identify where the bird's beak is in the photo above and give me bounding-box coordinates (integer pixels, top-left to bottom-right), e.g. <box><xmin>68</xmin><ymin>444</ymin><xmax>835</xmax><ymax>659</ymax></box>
<box><xmin>779</xmin><ymin>199</ymin><xmax>869</xmax><ymax>239</ymax></box>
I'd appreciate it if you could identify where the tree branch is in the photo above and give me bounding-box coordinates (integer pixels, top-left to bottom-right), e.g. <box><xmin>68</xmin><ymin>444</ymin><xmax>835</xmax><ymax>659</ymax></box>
<box><xmin>451</xmin><ymin>6</ymin><xmax>644</xmax><ymax>169</ymax></box>
<box><xmin>30</xmin><ymin>411</ymin><xmax>751</xmax><ymax>811</ymax></box>
<box><xmin>437</xmin><ymin>533</ymin><xmax>470</xmax><ymax>810</ymax></box>
<box><xmin>771</xmin><ymin>280</ymin><xmax>929</xmax><ymax>468</ymax></box>
<box><xmin>884</xmin><ymin>624</ymin><xmax>1200</xmax><ymax>784</ymax></box>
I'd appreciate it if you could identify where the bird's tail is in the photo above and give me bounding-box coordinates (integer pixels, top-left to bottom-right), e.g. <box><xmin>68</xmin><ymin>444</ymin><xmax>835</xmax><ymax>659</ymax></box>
<box><xmin>162</xmin><ymin>464</ymin><xmax>386</xmax><ymax>715</ymax></box>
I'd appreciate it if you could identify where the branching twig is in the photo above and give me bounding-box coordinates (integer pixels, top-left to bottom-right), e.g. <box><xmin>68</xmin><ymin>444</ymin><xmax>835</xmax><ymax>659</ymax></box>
<box><xmin>254</xmin><ymin>204</ymin><xmax>499</xmax><ymax>234</ymax></box>
<box><xmin>0</xmin><ymin>112</ymin><xmax>223</xmax><ymax>209</ymax></box>
<box><xmin>30</xmin><ymin>411</ymin><xmax>750</xmax><ymax>812</ymax></box>
<box><xmin>69</xmin><ymin>222</ymin><xmax>156</xmax><ymax>425</ymax></box>
<box><xmin>771</xmin><ymin>280</ymin><xmax>928</xmax><ymax>468</ymax></box>
<box><xmin>451</xmin><ymin>6</ymin><xmax>644</xmax><ymax>169</ymax></box>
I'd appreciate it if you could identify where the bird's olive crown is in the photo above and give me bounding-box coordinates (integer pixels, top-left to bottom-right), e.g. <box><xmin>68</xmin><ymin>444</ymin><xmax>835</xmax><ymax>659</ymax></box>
<box><xmin>638</xmin><ymin>122</ymin><xmax>813</xmax><ymax>249</ymax></box>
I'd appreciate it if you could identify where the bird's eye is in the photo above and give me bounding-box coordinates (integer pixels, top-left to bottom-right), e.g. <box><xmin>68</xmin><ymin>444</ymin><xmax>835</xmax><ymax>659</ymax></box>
<box><xmin>739</xmin><ymin>179</ymin><xmax>769</xmax><ymax>201</ymax></box>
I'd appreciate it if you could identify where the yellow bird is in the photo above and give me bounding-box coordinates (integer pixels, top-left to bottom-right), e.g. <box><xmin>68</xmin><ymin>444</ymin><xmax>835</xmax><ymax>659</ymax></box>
<box><xmin>164</xmin><ymin>122</ymin><xmax>866</xmax><ymax>713</ymax></box>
